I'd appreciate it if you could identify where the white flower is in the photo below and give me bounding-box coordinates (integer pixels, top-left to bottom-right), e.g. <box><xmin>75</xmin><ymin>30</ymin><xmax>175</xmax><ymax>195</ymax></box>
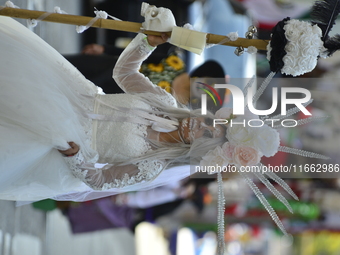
<box><xmin>266</xmin><ymin>43</ymin><xmax>273</xmax><ymax>61</ymax></box>
<box><xmin>281</xmin><ymin>20</ymin><xmax>324</xmax><ymax>77</ymax></box>
<box><xmin>183</xmin><ymin>23</ymin><xmax>195</xmax><ymax>30</ymax></box>
<box><xmin>252</xmin><ymin>125</ymin><xmax>280</xmax><ymax>157</ymax></box>
<box><xmin>233</xmin><ymin>145</ymin><xmax>261</xmax><ymax>167</ymax></box>
<box><xmin>232</xmin><ymin>107</ymin><xmax>260</xmax><ymax>124</ymax></box>
<box><xmin>247</xmin><ymin>46</ymin><xmax>258</xmax><ymax>54</ymax></box>
<box><xmin>215</xmin><ymin>107</ymin><xmax>233</xmax><ymax>119</ymax></box>
<box><xmin>227</xmin><ymin>32</ymin><xmax>238</xmax><ymax>41</ymax></box>
<box><xmin>221</xmin><ymin>142</ymin><xmax>235</xmax><ymax>163</ymax></box>
<box><xmin>200</xmin><ymin>146</ymin><xmax>229</xmax><ymax>174</ymax></box>
<box><xmin>227</xmin><ymin>125</ymin><xmax>258</xmax><ymax>147</ymax></box>
<box><xmin>285</xmin><ymin>27</ymin><xmax>301</xmax><ymax>41</ymax></box>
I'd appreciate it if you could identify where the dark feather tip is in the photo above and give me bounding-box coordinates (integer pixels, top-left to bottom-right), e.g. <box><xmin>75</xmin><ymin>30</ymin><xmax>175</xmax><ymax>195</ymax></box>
<box><xmin>310</xmin><ymin>0</ymin><xmax>340</xmax><ymax>40</ymax></box>
<box><xmin>324</xmin><ymin>34</ymin><xmax>340</xmax><ymax>56</ymax></box>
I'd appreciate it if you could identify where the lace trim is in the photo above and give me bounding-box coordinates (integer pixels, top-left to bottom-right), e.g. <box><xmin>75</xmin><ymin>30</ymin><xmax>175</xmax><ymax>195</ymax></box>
<box><xmin>64</xmin><ymin>150</ymin><xmax>89</xmax><ymax>182</ymax></box>
<box><xmin>139</xmin><ymin>36</ymin><xmax>156</xmax><ymax>55</ymax></box>
<box><xmin>156</xmin><ymin>93</ymin><xmax>177</xmax><ymax>107</ymax></box>
<box><xmin>137</xmin><ymin>123</ymin><xmax>152</xmax><ymax>152</ymax></box>
<box><xmin>99</xmin><ymin>160</ymin><xmax>164</xmax><ymax>190</ymax></box>
<box><xmin>66</xmin><ymin>150</ymin><xmax>165</xmax><ymax>191</ymax></box>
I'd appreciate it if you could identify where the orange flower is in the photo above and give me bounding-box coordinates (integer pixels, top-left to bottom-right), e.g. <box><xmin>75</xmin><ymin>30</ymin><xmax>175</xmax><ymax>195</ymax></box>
<box><xmin>165</xmin><ymin>55</ymin><xmax>184</xmax><ymax>70</ymax></box>
<box><xmin>147</xmin><ymin>63</ymin><xmax>164</xmax><ymax>72</ymax></box>
<box><xmin>158</xmin><ymin>81</ymin><xmax>171</xmax><ymax>93</ymax></box>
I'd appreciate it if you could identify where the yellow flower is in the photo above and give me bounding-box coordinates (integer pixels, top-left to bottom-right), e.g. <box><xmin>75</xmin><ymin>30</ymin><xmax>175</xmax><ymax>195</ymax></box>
<box><xmin>165</xmin><ymin>55</ymin><xmax>184</xmax><ymax>70</ymax></box>
<box><xmin>147</xmin><ymin>63</ymin><xmax>164</xmax><ymax>72</ymax></box>
<box><xmin>158</xmin><ymin>81</ymin><xmax>171</xmax><ymax>93</ymax></box>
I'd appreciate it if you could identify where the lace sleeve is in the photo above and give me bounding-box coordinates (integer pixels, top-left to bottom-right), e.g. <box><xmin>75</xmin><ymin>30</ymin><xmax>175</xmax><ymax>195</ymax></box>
<box><xmin>62</xmin><ymin>149</ymin><xmax>165</xmax><ymax>191</ymax></box>
<box><xmin>112</xmin><ymin>33</ymin><xmax>177</xmax><ymax>107</ymax></box>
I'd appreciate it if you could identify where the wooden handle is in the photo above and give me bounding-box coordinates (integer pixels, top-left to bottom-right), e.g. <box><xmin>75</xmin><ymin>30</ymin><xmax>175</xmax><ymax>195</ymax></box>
<box><xmin>0</xmin><ymin>7</ymin><xmax>269</xmax><ymax>50</ymax></box>
<box><xmin>207</xmin><ymin>34</ymin><xmax>269</xmax><ymax>51</ymax></box>
<box><xmin>0</xmin><ymin>7</ymin><xmax>168</xmax><ymax>35</ymax></box>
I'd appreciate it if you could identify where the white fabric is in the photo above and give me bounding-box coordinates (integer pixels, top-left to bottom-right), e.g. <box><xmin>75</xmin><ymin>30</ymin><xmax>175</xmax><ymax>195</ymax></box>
<box><xmin>0</xmin><ymin>16</ymin><xmax>190</xmax><ymax>202</ymax></box>
<box><xmin>123</xmin><ymin>181</ymin><xmax>181</xmax><ymax>208</ymax></box>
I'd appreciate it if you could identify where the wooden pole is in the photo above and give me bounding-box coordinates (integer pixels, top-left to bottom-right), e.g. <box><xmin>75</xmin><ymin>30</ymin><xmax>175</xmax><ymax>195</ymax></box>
<box><xmin>0</xmin><ymin>7</ymin><xmax>269</xmax><ymax>50</ymax></box>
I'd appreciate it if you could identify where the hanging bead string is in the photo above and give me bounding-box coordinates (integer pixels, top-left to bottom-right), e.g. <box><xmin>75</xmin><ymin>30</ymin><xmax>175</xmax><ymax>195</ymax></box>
<box><xmin>273</xmin><ymin>115</ymin><xmax>329</xmax><ymax>129</ymax></box>
<box><xmin>253</xmin><ymin>171</ymin><xmax>293</xmax><ymax>213</ymax></box>
<box><xmin>264</xmin><ymin>171</ymin><xmax>299</xmax><ymax>200</ymax></box>
<box><xmin>76</xmin><ymin>8</ymin><xmax>121</xmax><ymax>33</ymax></box>
<box><xmin>278</xmin><ymin>146</ymin><xmax>330</xmax><ymax>160</ymax></box>
<box><xmin>217</xmin><ymin>171</ymin><xmax>226</xmax><ymax>255</ymax></box>
<box><xmin>252</xmin><ymin>71</ymin><xmax>275</xmax><ymax>105</ymax></box>
<box><xmin>240</xmin><ymin>172</ymin><xmax>289</xmax><ymax>237</ymax></box>
<box><xmin>243</xmin><ymin>75</ymin><xmax>256</xmax><ymax>109</ymax></box>
<box><xmin>267</xmin><ymin>99</ymin><xmax>314</xmax><ymax>122</ymax></box>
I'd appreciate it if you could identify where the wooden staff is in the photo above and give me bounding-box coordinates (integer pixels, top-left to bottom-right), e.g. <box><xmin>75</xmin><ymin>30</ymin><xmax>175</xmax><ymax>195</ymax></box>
<box><xmin>0</xmin><ymin>7</ymin><xmax>269</xmax><ymax>50</ymax></box>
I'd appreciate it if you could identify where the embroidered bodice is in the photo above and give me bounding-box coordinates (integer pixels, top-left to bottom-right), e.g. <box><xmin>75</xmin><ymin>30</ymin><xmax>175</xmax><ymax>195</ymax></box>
<box><xmin>92</xmin><ymin>94</ymin><xmax>154</xmax><ymax>163</ymax></box>
<box><xmin>63</xmin><ymin>33</ymin><xmax>178</xmax><ymax>191</ymax></box>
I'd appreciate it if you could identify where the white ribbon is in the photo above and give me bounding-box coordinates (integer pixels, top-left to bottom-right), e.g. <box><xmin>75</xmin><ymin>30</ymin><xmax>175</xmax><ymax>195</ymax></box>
<box><xmin>5</xmin><ymin>1</ymin><xmax>19</xmax><ymax>8</ymax></box>
<box><xmin>27</xmin><ymin>6</ymin><xmax>67</xmax><ymax>28</ymax></box>
<box><xmin>0</xmin><ymin>1</ymin><xmax>19</xmax><ymax>11</ymax></box>
<box><xmin>76</xmin><ymin>8</ymin><xmax>121</xmax><ymax>34</ymax></box>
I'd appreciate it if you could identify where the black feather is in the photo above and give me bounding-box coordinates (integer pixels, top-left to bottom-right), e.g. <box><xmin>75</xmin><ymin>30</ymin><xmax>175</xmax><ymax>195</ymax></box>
<box><xmin>268</xmin><ymin>18</ymin><xmax>290</xmax><ymax>72</ymax></box>
<box><xmin>310</xmin><ymin>0</ymin><xmax>340</xmax><ymax>41</ymax></box>
<box><xmin>324</xmin><ymin>34</ymin><xmax>340</xmax><ymax>56</ymax></box>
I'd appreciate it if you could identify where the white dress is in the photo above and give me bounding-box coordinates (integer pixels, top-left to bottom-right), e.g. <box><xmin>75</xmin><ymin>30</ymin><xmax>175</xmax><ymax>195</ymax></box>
<box><xmin>0</xmin><ymin>16</ymin><xmax>190</xmax><ymax>202</ymax></box>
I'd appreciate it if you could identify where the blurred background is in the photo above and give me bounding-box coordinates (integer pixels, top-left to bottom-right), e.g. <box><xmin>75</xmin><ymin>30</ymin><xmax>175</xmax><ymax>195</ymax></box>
<box><xmin>2</xmin><ymin>0</ymin><xmax>340</xmax><ymax>254</ymax></box>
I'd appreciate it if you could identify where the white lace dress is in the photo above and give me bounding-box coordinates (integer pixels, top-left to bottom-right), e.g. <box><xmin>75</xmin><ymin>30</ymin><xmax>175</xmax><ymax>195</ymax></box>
<box><xmin>0</xmin><ymin>16</ymin><xmax>189</xmax><ymax>202</ymax></box>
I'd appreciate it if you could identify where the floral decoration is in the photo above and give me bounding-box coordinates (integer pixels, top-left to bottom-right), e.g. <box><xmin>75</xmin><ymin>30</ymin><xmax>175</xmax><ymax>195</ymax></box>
<box><xmin>267</xmin><ymin>19</ymin><xmax>326</xmax><ymax>77</ymax></box>
<box><xmin>147</xmin><ymin>63</ymin><xmax>164</xmax><ymax>72</ymax></box>
<box><xmin>200</xmin><ymin>107</ymin><xmax>280</xmax><ymax>169</ymax></box>
<box><xmin>157</xmin><ymin>81</ymin><xmax>171</xmax><ymax>93</ymax></box>
<box><xmin>165</xmin><ymin>55</ymin><xmax>184</xmax><ymax>70</ymax></box>
<box><xmin>139</xmin><ymin>53</ymin><xmax>185</xmax><ymax>92</ymax></box>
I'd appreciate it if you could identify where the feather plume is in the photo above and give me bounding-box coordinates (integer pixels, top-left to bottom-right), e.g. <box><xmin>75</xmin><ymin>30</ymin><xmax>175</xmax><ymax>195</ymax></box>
<box><xmin>310</xmin><ymin>0</ymin><xmax>340</xmax><ymax>40</ymax></box>
<box><xmin>324</xmin><ymin>34</ymin><xmax>340</xmax><ymax>56</ymax></box>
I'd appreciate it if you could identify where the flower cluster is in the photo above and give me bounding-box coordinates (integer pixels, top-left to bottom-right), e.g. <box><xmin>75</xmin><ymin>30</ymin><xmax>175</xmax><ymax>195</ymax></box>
<box><xmin>267</xmin><ymin>19</ymin><xmax>325</xmax><ymax>77</ymax></box>
<box><xmin>200</xmin><ymin>108</ymin><xmax>280</xmax><ymax>170</ymax></box>
<box><xmin>139</xmin><ymin>53</ymin><xmax>185</xmax><ymax>92</ymax></box>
